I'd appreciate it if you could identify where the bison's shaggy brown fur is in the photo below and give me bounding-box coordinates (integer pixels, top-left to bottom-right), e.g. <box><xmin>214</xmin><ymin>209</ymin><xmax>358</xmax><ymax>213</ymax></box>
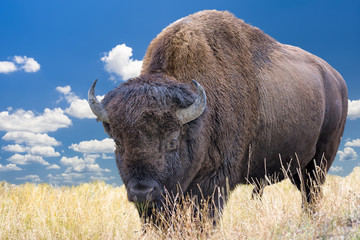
<box><xmin>90</xmin><ymin>10</ymin><xmax>348</xmax><ymax>219</ymax></box>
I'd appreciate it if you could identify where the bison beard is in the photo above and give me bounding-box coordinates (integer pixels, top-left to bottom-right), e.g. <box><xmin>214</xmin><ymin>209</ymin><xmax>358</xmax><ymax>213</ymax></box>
<box><xmin>88</xmin><ymin>10</ymin><xmax>348</xmax><ymax>223</ymax></box>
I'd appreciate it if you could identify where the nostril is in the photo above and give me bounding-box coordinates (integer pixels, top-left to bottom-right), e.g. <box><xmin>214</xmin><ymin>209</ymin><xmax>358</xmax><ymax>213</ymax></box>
<box><xmin>129</xmin><ymin>183</ymin><xmax>156</xmax><ymax>203</ymax></box>
<box><xmin>131</xmin><ymin>185</ymin><xmax>154</xmax><ymax>196</ymax></box>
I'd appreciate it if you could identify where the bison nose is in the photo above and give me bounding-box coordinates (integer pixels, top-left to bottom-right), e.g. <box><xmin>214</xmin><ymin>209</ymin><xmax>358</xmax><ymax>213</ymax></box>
<box><xmin>128</xmin><ymin>183</ymin><xmax>157</xmax><ymax>203</ymax></box>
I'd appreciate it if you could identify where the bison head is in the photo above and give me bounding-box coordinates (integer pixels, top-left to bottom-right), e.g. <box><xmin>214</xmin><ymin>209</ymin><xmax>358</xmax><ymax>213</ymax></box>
<box><xmin>88</xmin><ymin>74</ymin><xmax>206</xmax><ymax>216</ymax></box>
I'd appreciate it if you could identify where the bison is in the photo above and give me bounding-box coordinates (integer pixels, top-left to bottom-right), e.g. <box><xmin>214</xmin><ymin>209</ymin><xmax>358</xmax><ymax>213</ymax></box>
<box><xmin>88</xmin><ymin>10</ymin><xmax>347</xmax><ymax>219</ymax></box>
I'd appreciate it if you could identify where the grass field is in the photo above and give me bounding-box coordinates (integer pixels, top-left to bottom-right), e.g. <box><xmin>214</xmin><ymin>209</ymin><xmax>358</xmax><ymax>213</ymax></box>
<box><xmin>1</xmin><ymin>168</ymin><xmax>360</xmax><ymax>239</ymax></box>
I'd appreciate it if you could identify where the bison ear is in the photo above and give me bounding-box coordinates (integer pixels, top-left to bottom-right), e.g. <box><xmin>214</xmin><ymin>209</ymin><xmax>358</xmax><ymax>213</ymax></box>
<box><xmin>88</xmin><ymin>79</ymin><xmax>110</xmax><ymax>123</ymax></box>
<box><xmin>176</xmin><ymin>80</ymin><xmax>207</xmax><ymax>124</ymax></box>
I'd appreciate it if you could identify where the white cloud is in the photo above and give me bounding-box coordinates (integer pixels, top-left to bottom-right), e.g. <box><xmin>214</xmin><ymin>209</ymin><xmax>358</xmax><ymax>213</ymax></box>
<box><xmin>2</xmin><ymin>131</ymin><xmax>61</xmax><ymax>147</ymax></box>
<box><xmin>0</xmin><ymin>163</ymin><xmax>21</xmax><ymax>171</ymax></box>
<box><xmin>47</xmin><ymin>172</ymin><xmax>84</xmax><ymax>184</ymax></box>
<box><xmin>0</xmin><ymin>108</ymin><xmax>71</xmax><ymax>133</ymax></box>
<box><xmin>337</xmin><ymin>147</ymin><xmax>358</xmax><ymax>161</ymax></box>
<box><xmin>60</xmin><ymin>156</ymin><xmax>84</xmax><ymax>169</ymax></box>
<box><xmin>56</xmin><ymin>85</ymin><xmax>78</xmax><ymax>103</ymax></box>
<box><xmin>60</xmin><ymin>154</ymin><xmax>110</xmax><ymax>174</ymax></box>
<box><xmin>16</xmin><ymin>175</ymin><xmax>41</xmax><ymax>182</ymax></box>
<box><xmin>329</xmin><ymin>166</ymin><xmax>343</xmax><ymax>173</ymax></box>
<box><xmin>101</xmin><ymin>44</ymin><xmax>142</xmax><ymax>81</ymax></box>
<box><xmin>56</xmin><ymin>85</ymin><xmax>103</xmax><ymax>119</ymax></box>
<box><xmin>69</xmin><ymin>138</ymin><xmax>115</xmax><ymax>153</ymax></box>
<box><xmin>102</xmin><ymin>154</ymin><xmax>114</xmax><ymax>159</ymax></box>
<box><xmin>0</xmin><ymin>61</ymin><xmax>17</xmax><ymax>73</ymax></box>
<box><xmin>56</xmin><ymin>85</ymin><xmax>72</xmax><ymax>95</ymax></box>
<box><xmin>0</xmin><ymin>56</ymin><xmax>40</xmax><ymax>74</ymax></box>
<box><xmin>13</xmin><ymin>56</ymin><xmax>40</xmax><ymax>72</ymax></box>
<box><xmin>2</xmin><ymin>133</ymin><xmax>61</xmax><ymax>166</ymax></box>
<box><xmin>90</xmin><ymin>176</ymin><xmax>115</xmax><ymax>182</ymax></box>
<box><xmin>29</xmin><ymin>146</ymin><xmax>60</xmax><ymax>157</ymax></box>
<box><xmin>46</xmin><ymin>164</ymin><xmax>60</xmax><ymax>170</ymax></box>
<box><xmin>8</xmin><ymin>154</ymin><xmax>50</xmax><ymax>166</ymax></box>
<box><xmin>345</xmin><ymin>139</ymin><xmax>360</xmax><ymax>147</ymax></box>
<box><xmin>348</xmin><ymin>99</ymin><xmax>360</xmax><ymax>120</ymax></box>
<box><xmin>2</xmin><ymin>144</ymin><xmax>28</xmax><ymax>153</ymax></box>
<box><xmin>65</xmin><ymin>98</ymin><xmax>97</xmax><ymax>119</ymax></box>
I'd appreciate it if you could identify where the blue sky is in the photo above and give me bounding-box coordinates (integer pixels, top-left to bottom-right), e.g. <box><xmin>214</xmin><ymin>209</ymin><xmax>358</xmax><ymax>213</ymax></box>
<box><xmin>0</xmin><ymin>0</ymin><xmax>359</xmax><ymax>185</ymax></box>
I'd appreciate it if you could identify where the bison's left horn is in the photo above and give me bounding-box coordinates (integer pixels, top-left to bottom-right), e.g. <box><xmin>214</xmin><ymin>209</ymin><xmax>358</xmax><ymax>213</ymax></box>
<box><xmin>88</xmin><ymin>79</ymin><xmax>110</xmax><ymax>123</ymax></box>
<box><xmin>176</xmin><ymin>80</ymin><xmax>207</xmax><ymax>124</ymax></box>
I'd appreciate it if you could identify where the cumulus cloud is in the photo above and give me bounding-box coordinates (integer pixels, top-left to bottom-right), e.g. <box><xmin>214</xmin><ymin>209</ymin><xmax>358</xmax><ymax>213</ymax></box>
<box><xmin>2</xmin><ymin>144</ymin><xmax>28</xmax><ymax>153</ymax></box>
<box><xmin>60</xmin><ymin>156</ymin><xmax>85</xmax><ymax>170</ymax></box>
<box><xmin>8</xmin><ymin>154</ymin><xmax>50</xmax><ymax>166</ymax></box>
<box><xmin>337</xmin><ymin>147</ymin><xmax>358</xmax><ymax>161</ymax></box>
<box><xmin>69</xmin><ymin>138</ymin><xmax>115</xmax><ymax>153</ymax></box>
<box><xmin>348</xmin><ymin>99</ymin><xmax>360</xmax><ymax>120</ymax></box>
<box><xmin>0</xmin><ymin>108</ymin><xmax>72</xmax><ymax>133</ymax></box>
<box><xmin>29</xmin><ymin>146</ymin><xmax>60</xmax><ymax>157</ymax></box>
<box><xmin>56</xmin><ymin>85</ymin><xmax>71</xmax><ymax>95</ymax></box>
<box><xmin>46</xmin><ymin>164</ymin><xmax>61</xmax><ymax>170</ymax></box>
<box><xmin>329</xmin><ymin>166</ymin><xmax>343</xmax><ymax>173</ymax></box>
<box><xmin>0</xmin><ymin>163</ymin><xmax>21</xmax><ymax>171</ymax></box>
<box><xmin>47</xmin><ymin>172</ymin><xmax>84</xmax><ymax>184</ymax></box>
<box><xmin>90</xmin><ymin>176</ymin><xmax>115</xmax><ymax>182</ymax></box>
<box><xmin>60</xmin><ymin>154</ymin><xmax>110</xmax><ymax>174</ymax></box>
<box><xmin>0</xmin><ymin>56</ymin><xmax>40</xmax><ymax>74</ymax></box>
<box><xmin>102</xmin><ymin>154</ymin><xmax>114</xmax><ymax>160</ymax></box>
<box><xmin>345</xmin><ymin>139</ymin><xmax>360</xmax><ymax>147</ymax></box>
<box><xmin>2</xmin><ymin>144</ymin><xmax>60</xmax><ymax>157</ymax></box>
<box><xmin>101</xmin><ymin>44</ymin><xmax>142</xmax><ymax>81</ymax></box>
<box><xmin>56</xmin><ymin>85</ymin><xmax>78</xmax><ymax>103</ymax></box>
<box><xmin>65</xmin><ymin>99</ymin><xmax>97</xmax><ymax>119</ymax></box>
<box><xmin>13</xmin><ymin>56</ymin><xmax>41</xmax><ymax>72</ymax></box>
<box><xmin>0</xmin><ymin>61</ymin><xmax>17</xmax><ymax>73</ymax></box>
<box><xmin>56</xmin><ymin>85</ymin><xmax>103</xmax><ymax>119</ymax></box>
<box><xmin>16</xmin><ymin>175</ymin><xmax>41</xmax><ymax>182</ymax></box>
<box><xmin>2</xmin><ymin>131</ymin><xmax>61</xmax><ymax>147</ymax></box>
<box><xmin>2</xmin><ymin>131</ymin><xmax>60</xmax><ymax>170</ymax></box>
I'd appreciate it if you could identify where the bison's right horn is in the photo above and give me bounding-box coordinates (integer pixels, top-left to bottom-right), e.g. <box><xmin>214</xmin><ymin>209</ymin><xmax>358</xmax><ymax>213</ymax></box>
<box><xmin>88</xmin><ymin>79</ymin><xmax>110</xmax><ymax>123</ymax></box>
<box><xmin>176</xmin><ymin>80</ymin><xmax>207</xmax><ymax>124</ymax></box>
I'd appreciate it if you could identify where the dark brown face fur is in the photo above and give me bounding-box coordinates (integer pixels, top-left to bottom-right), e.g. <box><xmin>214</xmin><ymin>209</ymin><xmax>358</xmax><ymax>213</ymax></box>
<box><xmin>102</xmin><ymin>74</ymin><xmax>206</xmax><ymax>213</ymax></box>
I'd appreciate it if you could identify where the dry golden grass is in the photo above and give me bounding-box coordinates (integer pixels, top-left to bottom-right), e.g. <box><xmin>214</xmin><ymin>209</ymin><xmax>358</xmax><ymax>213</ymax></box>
<box><xmin>1</xmin><ymin>168</ymin><xmax>360</xmax><ymax>239</ymax></box>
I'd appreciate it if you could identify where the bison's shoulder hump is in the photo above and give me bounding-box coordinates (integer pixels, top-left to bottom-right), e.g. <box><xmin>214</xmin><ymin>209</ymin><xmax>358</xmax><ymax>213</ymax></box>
<box><xmin>142</xmin><ymin>10</ymin><xmax>276</xmax><ymax>79</ymax></box>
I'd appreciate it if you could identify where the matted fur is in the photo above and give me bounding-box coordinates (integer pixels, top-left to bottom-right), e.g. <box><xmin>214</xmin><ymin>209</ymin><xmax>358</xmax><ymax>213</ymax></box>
<box><xmin>99</xmin><ymin>10</ymin><xmax>348</xmax><ymax>217</ymax></box>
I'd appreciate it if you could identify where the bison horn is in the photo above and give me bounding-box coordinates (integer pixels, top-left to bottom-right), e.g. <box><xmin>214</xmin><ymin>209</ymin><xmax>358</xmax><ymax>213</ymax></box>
<box><xmin>176</xmin><ymin>80</ymin><xmax>207</xmax><ymax>124</ymax></box>
<box><xmin>88</xmin><ymin>79</ymin><xmax>110</xmax><ymax>123</ymax></box>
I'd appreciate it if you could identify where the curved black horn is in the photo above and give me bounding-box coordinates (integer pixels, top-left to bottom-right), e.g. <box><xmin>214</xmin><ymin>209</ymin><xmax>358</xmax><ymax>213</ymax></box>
<box><xmin>88</xmin><ymin>79</ymin><xmax>109</xmax><ymax>123</ymax></box>
<box><xmin>176</xmin><ymin>80</ymin><xmax>207</xmax><ymax>124</ymax></box>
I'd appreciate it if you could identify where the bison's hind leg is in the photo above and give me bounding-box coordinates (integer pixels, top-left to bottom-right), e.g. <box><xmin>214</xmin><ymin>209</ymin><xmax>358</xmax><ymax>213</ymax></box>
<box><xmin>290</xmin><ymin>151</ymin><xmax>330</xmax><ymax>214</ymax></box>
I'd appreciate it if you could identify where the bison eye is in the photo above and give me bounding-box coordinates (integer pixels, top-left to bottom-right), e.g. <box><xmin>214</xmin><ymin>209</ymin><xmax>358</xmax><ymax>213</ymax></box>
<box><xmin>166</xmin><ymin>131</ymin><xmax>180</xmax><ymax>151</ymax></box>
<box><xmin>167</xmin><ymin>139</ymin><xmax>178</xmax><ymax>151</ymax></box>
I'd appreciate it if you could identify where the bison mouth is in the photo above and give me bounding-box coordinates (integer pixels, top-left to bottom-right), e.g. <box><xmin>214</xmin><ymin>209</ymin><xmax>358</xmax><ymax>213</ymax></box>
<box><xmin>134</xmin><ymin>199</ymin><xmax>163</xmax><ymax>219</ymax></box>
<box><xmin>134</xmin><ymin>194</ymin><xmax>189</xmax><ymax>225</ymax></box>
<box><xmin>126</xmin><ymin>179</ymin><xmax>165</xmax><ymax>217</ymax></box>
<box><xmin>134</xmin><ymin>190</ymin><xmax>215</xmax><ymax>227</ymax></box>
<box><xmin>130</xmin><ymin>188</ymin><xmax>183</xmax><ymax>222</ymax></box>
<box><xmin>126</xmin><ymin>180</ymin><xmax>194</xmax><ymax>222</ymax></box>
